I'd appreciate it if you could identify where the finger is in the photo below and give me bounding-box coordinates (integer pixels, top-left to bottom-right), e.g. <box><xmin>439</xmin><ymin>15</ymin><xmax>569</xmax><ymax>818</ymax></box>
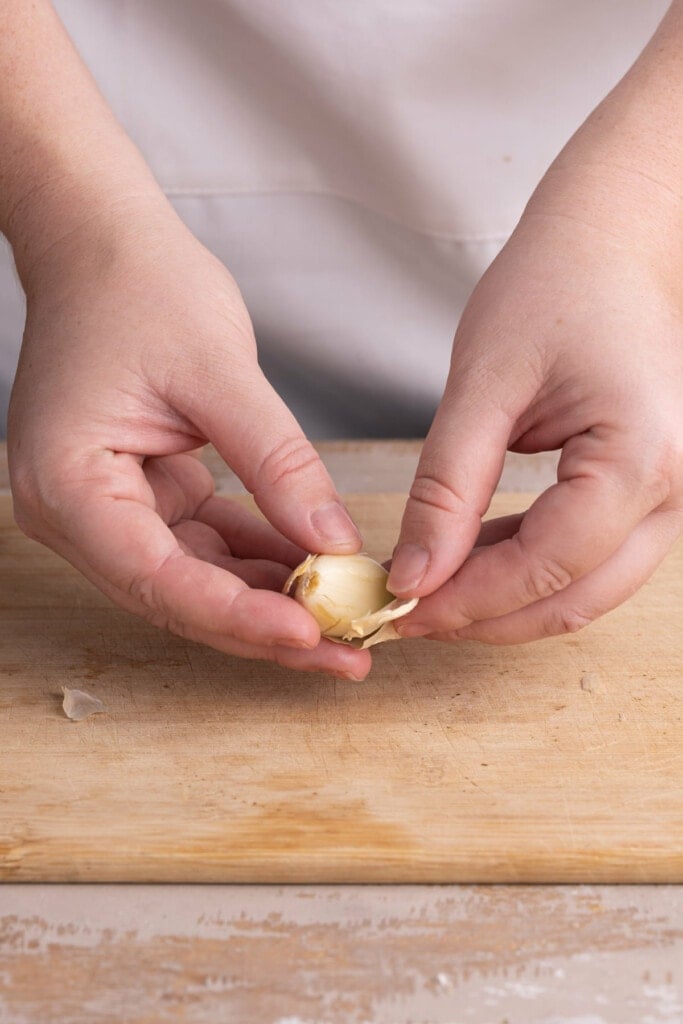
<box><xmin>57</xmin><ymin>452</ymin><xmax>321</xmax><ymax>649</ymax></box>
<box><xmin>476</xmin><ymin>512</ymin><xmax>525</xmax><ymax>547</ymax></box>
<box><xmin>145</xmin><ymin>453</ymin><xmax>308</xmax><ymax>567</ymax></box>
<box><xmin>445</xmin><ymin>506</ymin><xmax>682</xmax><ymax>644</ymax></box>
<box><xmin>183</xmin><ymin>362</ymin><xmax>362</xmax><ymax>554</ymax></box>
<box><xmin>50</xmin><ymin>519</ymin><xmax>371</xmax><ymax>677</ymax></box>
<box><xmin>165</xmin><ymin>629</ymin><xmax>372</xmax><ymax>680</ymax></box>
<box><xmin>144</xmin><ymin>456</ymin><xmax>296</xmax><ymax>584</ymax></box>
<box><xmin>171</xmin><ymin>519</ymin><xmax>291</xmax><ymax>590</ymax></box>
<box><xmin>384</xmin><ymin>513</ymin><xmax>522</xmax><ymax>573</ymax></box>
<box><xmin>398</xmin><ymin>429</ymin><xmax>669</xmax><ymax>636</ymax></box>
<box><xmin>49</xmin><ymin>526</ymin><xmax>370</xmax><ymax>678</ymax></box>
<box><xmin>388</xmin><ymin>344</ymin><xmax>533</xmax><ymax>598</ymax></box>
<box><xmin>171</xmin><ymin>518</ymin><xmax>232</xmax><ymax>560</ymax></box>
<box><xmin>143</xmin><ymin>452</ymin><xmax>215</xmax><ymax>526</ymax></box>
<box><xmin>196</xmin><ymin>494</ymin><xmax>307</xmax><ymax>567</ymax></box>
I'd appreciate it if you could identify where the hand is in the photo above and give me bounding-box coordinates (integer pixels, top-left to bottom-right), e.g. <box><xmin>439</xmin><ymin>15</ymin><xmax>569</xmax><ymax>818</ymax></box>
<box><xmin>8</xmin><ymin>202</ymin><xmax>371</xmax><ymax>680</ymax></box>
<box><xmin>389</xmin><ymin>164</ymin><xmax>683</xmax><ymax>644</ymax></box>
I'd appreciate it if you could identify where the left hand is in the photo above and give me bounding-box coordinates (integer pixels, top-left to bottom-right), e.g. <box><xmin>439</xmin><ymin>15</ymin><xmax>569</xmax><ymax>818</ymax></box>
<box><xmin>388</xmin><ymin>162</ymin><xmax>683</xmax><ymax>644</ymax></box>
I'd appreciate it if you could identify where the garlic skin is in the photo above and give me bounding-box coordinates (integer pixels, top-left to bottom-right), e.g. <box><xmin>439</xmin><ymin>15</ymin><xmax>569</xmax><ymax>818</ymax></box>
<box><xmin>284</xmin><ymin>553</ymin><xmax>418</xmax><ymax>649</ymax></box>
<box><xmin>61</xmin><ymin>687</ymin><xmax>107</xmax><ymax>722</ymax></box>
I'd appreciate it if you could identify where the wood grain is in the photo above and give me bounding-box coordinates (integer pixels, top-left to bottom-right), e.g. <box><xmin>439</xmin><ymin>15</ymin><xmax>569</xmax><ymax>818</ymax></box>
<box><xmin>1</xmin><ymin>491</ymin><xmax>681</xmax><ymax>883</ymax></box>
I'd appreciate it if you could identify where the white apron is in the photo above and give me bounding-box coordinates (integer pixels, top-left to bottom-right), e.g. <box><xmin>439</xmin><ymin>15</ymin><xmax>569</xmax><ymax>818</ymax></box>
<box><xmin>0</xmin><ymin>0</ymin><xmax>668</xmax><ymax>438</ymax></box>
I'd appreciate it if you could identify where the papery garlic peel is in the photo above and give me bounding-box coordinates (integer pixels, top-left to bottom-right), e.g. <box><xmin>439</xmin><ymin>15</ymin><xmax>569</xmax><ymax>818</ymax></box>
<box><xmin>284</xmin><ymin>553</ymin><xmax>418</xmax><ymax>649</ymax></box>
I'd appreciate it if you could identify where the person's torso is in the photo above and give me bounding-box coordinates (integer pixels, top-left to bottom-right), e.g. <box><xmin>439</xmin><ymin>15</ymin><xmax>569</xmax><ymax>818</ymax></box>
<box><xmin>0</xmin><ymin>0</ymin><xmax>668</xmax><ymax>437</ymax></box>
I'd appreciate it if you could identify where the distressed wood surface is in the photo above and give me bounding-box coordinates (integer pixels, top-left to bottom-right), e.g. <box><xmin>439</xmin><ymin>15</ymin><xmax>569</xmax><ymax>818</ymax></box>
<box><xmin>1</xmin><ymin>884</ymin><xmax>682</xmax><ymax>1024</ymax></box>
<box><xmin>1</xmin><ymin>485</ymin><xmax>681</xmax><ymax>883</ymax></box>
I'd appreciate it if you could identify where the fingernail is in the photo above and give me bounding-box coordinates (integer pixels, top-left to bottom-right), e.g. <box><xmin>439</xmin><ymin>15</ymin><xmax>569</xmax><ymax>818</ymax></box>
<box><xmin>388</xmin><ymin>543</ymin><xmax>429</xmax><ymax>594</ymax></box>
<box><xmin>396</xmin><ymin>622</ymin><xmax>429</xmax><ymax>638</ymax></box>
<box><xmin>336</xmin><ymin>672</ymin><xmax>366</xmax><ymax>683</ymax></box>
<box><xmin>311</xmin><ymin>501</ymin><xmax>361</xmax><ymax>548</ymax></box>
<box><xmin>278</xmin><ymin>636</ymin><xmax>316</xmax><ymax>649</ymax></box>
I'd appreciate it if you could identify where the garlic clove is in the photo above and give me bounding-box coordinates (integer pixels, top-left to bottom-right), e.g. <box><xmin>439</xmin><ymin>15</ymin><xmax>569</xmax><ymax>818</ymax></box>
<box><xmin>284</xmin><ymin>553</ymin><xmax>418</xmax><ymax>647</ymax></box>
<box><xmin>339</xmin><ymin>595</ymin><xmax>419</xmax><ymax>648</ymax></box>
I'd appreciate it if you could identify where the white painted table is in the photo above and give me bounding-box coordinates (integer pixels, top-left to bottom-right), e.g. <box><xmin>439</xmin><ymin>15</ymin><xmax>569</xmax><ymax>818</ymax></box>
<box><xmin>1</xmin><ymin>442</ymin><xmax>681</xmax><ymax>1024</ymax></box>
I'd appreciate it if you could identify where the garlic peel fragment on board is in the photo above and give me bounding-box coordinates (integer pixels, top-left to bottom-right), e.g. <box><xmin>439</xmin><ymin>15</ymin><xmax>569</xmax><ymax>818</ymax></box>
<box><xmin>284</xmin><ymin>553</ymin><xmax>418</xmax><ymax>649</ymax></box>
<box><xmin>62</xmin><ymin>687</ymin><xmax>107</xmax><ymax>722</ymax></box>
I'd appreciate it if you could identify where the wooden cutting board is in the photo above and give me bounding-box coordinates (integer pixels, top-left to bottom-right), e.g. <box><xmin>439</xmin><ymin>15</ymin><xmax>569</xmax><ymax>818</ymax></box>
<box><xmin>1</xmin><ymin>492</ymin><xmax>681</xmax><ymax>883</ymax></box>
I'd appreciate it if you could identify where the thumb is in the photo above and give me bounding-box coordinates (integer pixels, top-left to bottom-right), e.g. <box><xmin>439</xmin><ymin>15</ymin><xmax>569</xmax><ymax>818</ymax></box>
<box><xmin>188</xmin><ymin>364</ymin><xmax>362</xmax><ymax>555</ymax></box>
<box><xmin>388</xmin><ymin>356</ymin><xmax>525</xmax><ymax>598</ymax></box>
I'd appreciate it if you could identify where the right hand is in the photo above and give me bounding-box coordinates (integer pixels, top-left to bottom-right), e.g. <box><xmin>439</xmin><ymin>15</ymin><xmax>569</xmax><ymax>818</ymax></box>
<box><xmin>8</xmin><ymin>200</ymin><xmax>371</xmax><ymax>680</ymax></box>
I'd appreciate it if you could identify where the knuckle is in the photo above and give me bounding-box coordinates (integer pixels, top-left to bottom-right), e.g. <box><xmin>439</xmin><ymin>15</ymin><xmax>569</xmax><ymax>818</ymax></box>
<box><xmin>438</xmin><ymin>629</ymin><xmax>463</xmax><ymax>643</ymax></box>
<box><xmin>164</xmin><ymin>616</ymin><xmax>193</xmax><ymax>641</ymax></box>
<box><xmin>523</xmin><ymin>555</ymin><xmax>574</xmax><ymax>602</ymax></box>
<box><xmin>648</xmin><ymin>443</ymin><xmax>679</xmax><ymax>504</ymax></box>
<box><xmin>610</xmin><ymin>437</ymin><xmax>679</xmax><ymax>508</ymax></box>
<box><xmin>139</xmin><ymin>607</ymin><xmax>169</xmax><ymax>631</ymax></box>
<box><xmin>123</xmin><ymin>551</ymin><xmax>180</xmax><ymax>613</ymax></box>
<box><xmin>125</xmin><ymin>572</ymin><xmax>156</xmax><ymax>610</ymax></box>
<box><xmin>409</xmin><ymin>473</ymin><xmax>477</xmax><ymax>519</ymax></box>
<box><xmin>256</xmin><ymin>437</ymin><xmax>322</xmax><ymax>493</ymax></box>
<box><xmin>548</xmin><ymin>606</ymin><xmax>595</xmax><ymax>637</ymax></box>
<box><xmin>139</xmin><ymin>606</ymin><xmax>189</xmax><ymax>641</ymax></box>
